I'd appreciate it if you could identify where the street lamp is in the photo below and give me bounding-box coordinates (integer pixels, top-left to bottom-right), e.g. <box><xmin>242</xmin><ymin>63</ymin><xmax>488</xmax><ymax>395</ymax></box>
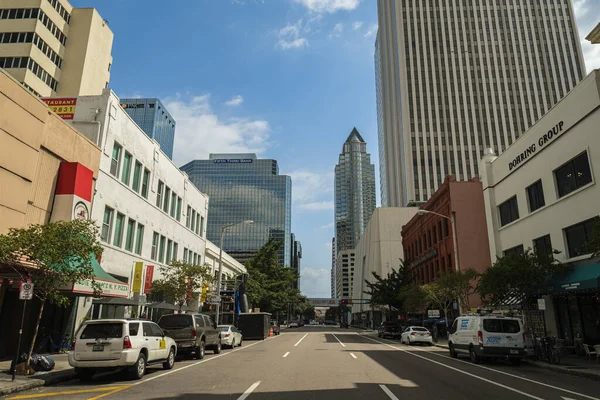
<box><xmin>417</xmin><ymin>209</ymin><xmax>462</xmax><ymax>313</ymax></box>
<box><xmin>215</xmin><ymin>220</ymin><xmax>254</xmax><ymax>325</ymax></box>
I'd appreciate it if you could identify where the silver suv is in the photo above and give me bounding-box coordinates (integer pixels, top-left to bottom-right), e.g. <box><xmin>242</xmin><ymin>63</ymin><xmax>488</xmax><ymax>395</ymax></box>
<box><xmin>158</xmin><ymin>313</ymin><xmax>221</xmax><ymax>359</ymax></box>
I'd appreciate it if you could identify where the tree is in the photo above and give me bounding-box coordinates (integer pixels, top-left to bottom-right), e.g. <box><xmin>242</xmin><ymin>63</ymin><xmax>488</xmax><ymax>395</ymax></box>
<box><xmin>399</xmin><ymin>283</ymin><xmax>427</xmax><ymax>316</ymax></box>
<box><xmin>0</xmin><ymin>220</ymin><xmax>102</xmax><ymax>372</ymax></box>
<box><xmin>295</xmin><ymin>301</ymin><xmax>315</xmax><ymax>321</ymax></box>
<box><xmin>421</xmin><ymin>282</ymin><xmax>453</xmax><ymax>328</ymax></box>
<box><xmin>439</xmin><ymin>269</ymin><xmax>479</xmax><ymax>312</ymax></box>
<box><xmin>245</xmin><ymin>239</ymin><xmax>300</xmax><ymax>314</ymax></box>
<box><xmin>151</xmin><ymin>260</ymin><xmax>213</xmax><ymax>311</ymax></box>
<box><xmin>363</xmin><ymin>260</ymin><xmax>413</xmax><ymax>316</ymax></box>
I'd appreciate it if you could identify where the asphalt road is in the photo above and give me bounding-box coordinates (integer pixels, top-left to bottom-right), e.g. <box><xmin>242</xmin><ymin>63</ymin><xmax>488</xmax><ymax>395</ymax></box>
<box><xmin>4</xmin><ymin>326</ymin><xmax>600</xmax><ymax>400</ymax></box>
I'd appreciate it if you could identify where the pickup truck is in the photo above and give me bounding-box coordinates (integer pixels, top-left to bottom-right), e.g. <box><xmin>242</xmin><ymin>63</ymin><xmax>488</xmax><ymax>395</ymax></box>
<box><xmin>378</xmin><ymin>321</ymin><xmax>402</xmax><ymax>339</ymax></box>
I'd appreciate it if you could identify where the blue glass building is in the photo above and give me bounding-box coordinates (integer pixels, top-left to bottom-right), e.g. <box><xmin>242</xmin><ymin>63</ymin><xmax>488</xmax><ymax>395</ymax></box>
<box><xmin>180</xmin><ymin>154</ymin><xmax>292</xmax><ymax>267</ymax></box>
<box><xmin>120</xmin><ymin>98</ymin><xmax>176</xmax><ymax>159</ymax></box>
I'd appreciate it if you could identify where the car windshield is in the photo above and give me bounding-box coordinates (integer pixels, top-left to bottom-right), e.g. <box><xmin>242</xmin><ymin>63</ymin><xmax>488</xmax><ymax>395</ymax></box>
<box><xmin>80</xmin><ymin>323</ymin><xmax>123</xmax><ymax>339</ymax></box>
<box><xmin>159</xmin><ymin>315</ymin><xmax>193</xmax><ymax>329</ymax></box>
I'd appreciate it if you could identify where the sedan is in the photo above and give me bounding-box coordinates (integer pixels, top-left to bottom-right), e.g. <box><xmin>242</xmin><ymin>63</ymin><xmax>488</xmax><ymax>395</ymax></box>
<box><xmin>400</xmin><ymin>326</ymin><xmax>433</xmax><ymax>345</ymax></box>
<box><xmin>218</xmin><ymin>325</ymin><xmax>243</xmax><ymax>348</ymax></box>
<box><xmin>289</xmin><ymin>322</ymin><xmax>299</xmax><ymax>328</ymax></box>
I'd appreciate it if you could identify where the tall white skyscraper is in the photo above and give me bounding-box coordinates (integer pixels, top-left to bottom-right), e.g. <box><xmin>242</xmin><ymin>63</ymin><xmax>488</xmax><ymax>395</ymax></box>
<box><xmin>376</xmin><ymin>0</ymin><xmax>587</xmax><ymax>207</ymax></box>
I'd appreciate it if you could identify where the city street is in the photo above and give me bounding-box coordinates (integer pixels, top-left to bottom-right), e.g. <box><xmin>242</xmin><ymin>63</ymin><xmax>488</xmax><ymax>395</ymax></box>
<box><xmin>3</xmin><ymin>326</ymin><xmax>599</xmax><ymax>400</ymax></box>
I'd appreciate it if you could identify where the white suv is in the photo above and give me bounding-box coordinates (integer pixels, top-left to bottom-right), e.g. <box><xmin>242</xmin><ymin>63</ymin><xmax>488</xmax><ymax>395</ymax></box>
<box><xmin>69</xmin><ymin>319</ymin><xmax>177</xmax><ymax>380</ymax></box>
<box><xmin>447</xmin><ymin>314</ymin><xmax>525</xmax><ymax>365</ymax></box>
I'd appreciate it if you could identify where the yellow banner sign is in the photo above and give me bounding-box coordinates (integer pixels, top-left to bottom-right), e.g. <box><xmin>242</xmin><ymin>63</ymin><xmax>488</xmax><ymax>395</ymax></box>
<box><xmin>132</xmin><ymin>262</ymin><xmax>143</xmax><ymax>293</ymax></box>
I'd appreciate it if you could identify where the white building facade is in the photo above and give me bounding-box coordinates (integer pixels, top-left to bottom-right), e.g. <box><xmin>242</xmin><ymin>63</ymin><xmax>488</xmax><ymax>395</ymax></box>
<box><xmin>480</xmin><ymin>70</ymin><xmax>600</xmax><ymax>345</ymax></box>
<box><xmin>351</xmin><ymin>208</ymin><xmax>418</xmax><ymax>324</ymax></box>
<box><xmin>62</xmin><ymin>89</ymin><xmax>210</xmax><ymax>324</ymax></box>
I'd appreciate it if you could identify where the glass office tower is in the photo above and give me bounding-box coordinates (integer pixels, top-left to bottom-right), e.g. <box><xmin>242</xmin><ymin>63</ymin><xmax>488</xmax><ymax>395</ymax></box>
<box><xmin>181</xmin><ymin>154</ymin><xmax>292</xmax><ymax>267</ymax></box>
<box><xmin>120</xmin><ymin>98</ymin><xmax>176</xmax><ymax>160</ymax></box>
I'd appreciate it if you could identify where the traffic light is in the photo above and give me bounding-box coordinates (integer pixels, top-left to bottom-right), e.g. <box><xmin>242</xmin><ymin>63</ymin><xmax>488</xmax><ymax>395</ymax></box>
<box><xmin>297</xmin><ymin>297</ymin><xmax>306</xmax><ymax>303</ymax></box>
<box><xmin>340</xmin><ymin>299</ymin><xmax>349</xmax><ymax>304</ymax></box>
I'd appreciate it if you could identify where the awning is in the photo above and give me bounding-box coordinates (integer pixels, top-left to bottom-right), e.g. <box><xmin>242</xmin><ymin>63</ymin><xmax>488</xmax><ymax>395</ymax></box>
<box><xmin>93</xmin><ymin>297</ymin><xmax>139</xmax><ymax>306</ymax></box>
<box><xmin>551</xmin><ymin>263</ymin><xmax>600</xmax><ymax>293</ymax></box>
<box><xmin>63</xmin><ymin>255</ymin><xmax>130</xmax><ymax>298</ymax></box>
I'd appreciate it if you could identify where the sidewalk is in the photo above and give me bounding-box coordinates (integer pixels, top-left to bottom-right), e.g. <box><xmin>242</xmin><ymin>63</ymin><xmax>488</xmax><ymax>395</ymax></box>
<box><xmin>433</xmin><ymin>338</ymin><xmax>600</xmax><ymax>381</ymax></box>
<box><xmin>0</xmin><ymin>354</ymin><xmax>76</xmax><ymax>396</ymax></box>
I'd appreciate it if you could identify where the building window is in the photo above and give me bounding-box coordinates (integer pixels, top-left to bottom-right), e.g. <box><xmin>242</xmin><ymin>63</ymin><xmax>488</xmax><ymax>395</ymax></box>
<box><xmin>503</xmin><ymin>245</ymin><xmax>525</xmax><ymax>256</ymax></box>
<box><xmin>564</xmin><ymin>217</ymin><xmax>599</xmax><ymax>258</ymax></box>
<box><xmin>170</xmin><ymin>192</ymin><xmax>177</xmax><ymax>217</ymax></box>
<box><xmin>156</xmin><ymin>181</ymin><xmax>164</xmax><ymax>208</ymax></box>
<box><xmin>555</xmin><ymin>152</ymin><xmax>593</xmax><ymax>198</ymax></box>
<box><xmin>132</xmin><ymin>161</ymin><xmax>142</xmax><ymax>192</ymax></box>
<box><xmin>193</xmin><ymin>253</ymin><xmax>197</xmax><ymax>265</ymax></box>
<box><xmin>113</xmin><ymin>213</ymin><xmax>125</xmax><ymax>247</ymax></box>
<box><xmin>141</xmin><ymin>169</ymin><xmax>150</xmax><ymax>199</ymax></box>
<box><xmin>121</xmin><ymin>152</ymin><xmax>132</xmax><ymax>185</ymax></box>
<box><xmin>499</xmin><ymin>196</ymin><xmax>519</xmax><ymax>226</ymax></box>
<box><xmin>199</xmin><ymin>216</ymin><xmax>205</xmax><ymax>237</ymax></box>
<box><xmin>183</xmin><ymin>248</ymin><xmax>188</xmax><ymax>262</ymax></box>
<box><xmin>195</xmin><ymin>213</ymin><xmax>200</xmax><ymax>235</ymax></box>
<box><xmin>159</xmin><ymin>235</ymin><xmax>166</xmax><ymax>263</ymax></box>
<box><xmin>110</xmin><ymin>142</ymin><xmax>122</xmax><ymax>177</ymax></box>
<box><xmin>533</xmin><ymin>234</ymin><xmax>552</xmax><ymax>257</ymax></box>
<box><xmin>163</xmin><ymin>187</ymin><xmax>171</xmax><ymax>213</ymax></box>
<box><xmin>191</xmin><ymin>210</ymin><xmax>196</xmax><ymax>232</ymax></box>
<box><xmin>101</xmin><ymin>207</ymin><xmax>114</xmax><ymax>242</ymax></box>
<box><xmin>186</xmin><ymin>206</ymin><xmax>191</xmax><ymax>228</ymax></box>
<box><xmin>166</xmin><ymin>239</ymin><xmax>172</xmax><ymax>263</ymax></box>
<box><xmin>125</xmin><ymin>218</ymin><xmax>135</xmax><ymax>252</ymax></box>
<box><xmin>176</xmin><ymin>197</ymin><xmax>182</xmax><ymax>221</ymax></box>
<box><xmin>526</xmin><ymin>180</ymin><xmax>545</xmax><ymax>212</ymax></box>
<box><xmin>135</xmin><ymin>224</ymin><xmax>144</xmax><ymax>255</ymax></box>
<box><xmin>151</xmin><ymin>232</ymin><xmax>159</xmax><ymax>261</ymax></box>
<box><xmin>172</xmin><ymin>242</ymin><xmax>178</xmax><ymax>261</ymax></box>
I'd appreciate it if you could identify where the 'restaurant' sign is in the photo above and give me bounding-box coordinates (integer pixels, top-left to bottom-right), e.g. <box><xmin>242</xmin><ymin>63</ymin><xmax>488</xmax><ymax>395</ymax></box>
<box><xmin>42</xmin><ymin>98</ymin><xmax>77</xmax><ymax>120</ymax></box>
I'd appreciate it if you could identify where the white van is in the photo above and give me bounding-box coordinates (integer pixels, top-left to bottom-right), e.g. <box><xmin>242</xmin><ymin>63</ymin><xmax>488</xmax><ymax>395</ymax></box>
<box><xmin>447</xmin><ymin>314</ymin><xmax>525</xmax><ymax>365</ymax></box>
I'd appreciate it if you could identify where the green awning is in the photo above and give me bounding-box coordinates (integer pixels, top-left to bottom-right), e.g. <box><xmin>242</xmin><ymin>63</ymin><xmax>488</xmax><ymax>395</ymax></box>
<box><xmin>61</xmin><ymin>254</ymin><xmax>130</xmax><ymax>298</ymax></box>
<box><xmin>551</xmin><ymin>263</ymin><xmax>600</xmax><ymax>293</ymax></box>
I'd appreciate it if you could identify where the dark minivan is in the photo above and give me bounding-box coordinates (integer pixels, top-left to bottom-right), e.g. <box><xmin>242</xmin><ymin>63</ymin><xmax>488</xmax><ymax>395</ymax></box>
<box><xmin>158</xmin><ymin>313</ymin><xmax>221</xmax><ymax>359</ymax></box>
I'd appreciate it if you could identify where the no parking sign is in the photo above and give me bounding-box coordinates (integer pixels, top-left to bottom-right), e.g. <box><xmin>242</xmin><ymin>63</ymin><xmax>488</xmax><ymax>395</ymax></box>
<box><xmin>19</xmin><ymin>280</ymin><xmax>34</xmax><ymax>300</ymax></box>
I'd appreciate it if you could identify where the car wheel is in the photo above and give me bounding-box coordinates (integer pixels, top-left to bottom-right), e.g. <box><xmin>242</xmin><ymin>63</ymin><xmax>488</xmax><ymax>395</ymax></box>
<box><xmin>469</xmin><ymin>346</ymin><xmax>481</xmax><ymax>364</ymax></box>
<box><xmin>214</xmin><ymin>339</ymin><xmax>222</xmax><ymax>354</ymax></box>
<box><xmin>195</xmin><ymin>341</ymin><xmax>205</xmax><ymax>359</ymax></box>
<box><xmin>163</xmin><ymin>348</ymin><xmax>175</xmax><ymax>370</ymax></box>
<box><xmin>128</xmin><ymin>352</ymin><xmax>146</xmax><ymax>380</ymax></box>
<box><xmin>239</xmin><ymin>338</ymin><xmax>243</xmax><ymax>347</ymax></box>
<box><xmin>449</xmin><ymin>343</ymin><xmax>458</xmax><ymax>358</ymax></box>
<box><xmin>76</xmin><ymin>368</ymin><xmax>95</xmax><ymax>382</ymax></box>
<box><xmin>231</xmin><ymin>339</ymin><xmax>236</xmax><ymax>349</ymax></box>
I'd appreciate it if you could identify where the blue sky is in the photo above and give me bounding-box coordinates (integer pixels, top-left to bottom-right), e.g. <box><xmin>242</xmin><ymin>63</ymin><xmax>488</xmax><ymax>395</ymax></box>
<box><xmin>70</xmin><ymin>0</ymin><xmax>600</xmax><ymax>298</ymax></box>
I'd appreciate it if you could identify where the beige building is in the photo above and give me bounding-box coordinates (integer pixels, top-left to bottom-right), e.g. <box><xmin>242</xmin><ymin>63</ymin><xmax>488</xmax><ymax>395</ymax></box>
<box><xmin>0</xmin><ymin>68</ymin><xmax>100</xmax><ymax>234</ymax></box>
<box><xmin>587</xmin><ymin>23</ymin><xmax>600</xmax><ymax>44</ymax></box>
<box><xmin>0</xmin><ymin>0</ymin><xmax>113</xmax><ymax>97</ymax></box>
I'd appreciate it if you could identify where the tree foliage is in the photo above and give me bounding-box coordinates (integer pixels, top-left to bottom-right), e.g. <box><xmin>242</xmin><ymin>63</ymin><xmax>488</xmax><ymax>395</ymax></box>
<box><xmin>399</xmin><ymin>283</ymin><xmax>427</xmax><ymax>315</ymax></box>
<box><xmin>245</xmin><ymin>239</ymin><xmax>300</xmax><ymax>314</ymax></box>
<box><xmin>151</xmin><ymin>260</ymin><xmax>213</xmax><ymax>311</ymax></box>
<box><xmin>0</xmin><ymin>219</ymin><xmax>102</xmax><ymax>370</ymax></box>
<box><xmin>421</xmin><ymin>282</ymin><xmax>453</xmax><ymax>327</ymax></box>
<box><xmin>476</xmin><ymin>249</ymin><xmax>570</xmax><ymax>307</ymax></box>
<box><xmin>363</xmin><ymin>260</ymin><xmax>413</xmax><ymax>314</ymax></box>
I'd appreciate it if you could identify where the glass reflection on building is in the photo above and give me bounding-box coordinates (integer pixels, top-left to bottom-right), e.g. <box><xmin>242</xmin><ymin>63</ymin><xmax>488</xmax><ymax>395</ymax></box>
<box><xmin>181</xmin><ymin>154</ymin><xmax>292</xmax><ymax>267</ymax></box>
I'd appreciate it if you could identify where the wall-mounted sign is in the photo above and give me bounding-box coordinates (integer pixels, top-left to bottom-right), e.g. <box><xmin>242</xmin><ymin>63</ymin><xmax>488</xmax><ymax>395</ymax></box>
<box><xmin>507</xmin><ymin>121</ymin><xmax>565</xmax><ymax>172</ymax></box>
<box><xmin>132</xmin><ymin>262</ymin><xmax>143</xmax><ymax>293</ymax></box>
<box><xmin>73</xmin><ymin>201</ymin><xmax>89</xmax><ymax>220</ymax></box>
<box><xmin>213</xmin><ymin>159</ymin><xmax>253</xmax><ymax>164</ymax></box>
<box><xmin>71</xmin><ymin>278</ymin><xmax>129</xmax><ymax>298</ymax></box>
<box><xmin>144</xmin><ymin>265</ymin><xmax>154</xmax><ymax>294</ymax></box>
<box><xmin>42</xmin><ymin>98</ymin><xmax>77</xmax><ymax>120</ymax></box>
<box><xmin>121</xmin><ymin>103</ymin><xmax>145</xmax><ymax>109</ymax></box>
<box><xmin>410</xmin><ymin>247</ymin><xmax>438</xmax><ymax>268</ymax></box>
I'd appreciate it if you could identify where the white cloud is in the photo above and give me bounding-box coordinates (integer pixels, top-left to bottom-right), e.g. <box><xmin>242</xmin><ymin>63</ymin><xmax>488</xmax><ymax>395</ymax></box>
<box><xmin>352</xmin><ymin>21</ymin><xmax>363</xmax><ymax>30</ymax></box>
<box><xmin>295</xmin><ymin>0</ymin><xmax>360</xmax><ymax>13</ymax></box>
<box><xmin>573</xmin><ymin>0</ymin><xmax>600</xmax><ymax>72</ymax></box>
<box><xmin>300</xmin><ymin>201</ymin><xmax>334</xmax><ymax>211</ymax></box>
<box><xmin>277</xmin><ymin>19</ymin><xmax>309</xmax><ymax>50</ymax></box>
<box><xmin>364</xmin><ymin>23</ymin><xmax>377</xmax><ymax>38</ymax></box>
<box><xmin>225</xmin><ymin>95</ymin><xmax>244</xmax><ymax>106</ymax></box>
<box><xmin>300</xmin><ymin>267</ymin><xmax>331</xmax><ymax>298</ymax></box>
<box><xmin>320</xmin><ymin>222</ymin><xmax>334</xmax><ymax>229</ymax></box>
<box><xmin>164</xmin><ymin>94</ymin><xmax>271</xmax><ymax>165</ymax></box>
<box><xmin>329</xmin><ymin>22</ymin><xmax>344</xmax><ymax>39</ymax></box>
<box><xmin>572</xmin><ymin>0</ymin><xmax>589</xmax><ymax>19</ymax></box>
<box><xmin>287</xmin><ymin>170</ymin><xmax>333</xmax><ymax>212</ymax></box>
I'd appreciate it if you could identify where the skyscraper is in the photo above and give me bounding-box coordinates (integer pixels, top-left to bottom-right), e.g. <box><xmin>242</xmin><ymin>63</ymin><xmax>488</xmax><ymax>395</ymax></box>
<box><xmin>120</xmin><ymin>98</ymin><xmax>176</xmax><ymax>160</ymax></box>
<box><xmin>334</xmin><ymin>128</ymin><xmax>376</xmax><ymax>298</ymax></box>
<box><xmin>0</xmin><ymin>0</ymin><xmax>113</xmax><ymax>97</ymax></box>
<box><xmin>375</xmin><ymin>0</ymin><xmax>587</xmax><ymax>207</ymax></box>
<box><xmin>180</xmin><ymin>154</ymin><xmax>292</xmax><ymax>267</ymax></box>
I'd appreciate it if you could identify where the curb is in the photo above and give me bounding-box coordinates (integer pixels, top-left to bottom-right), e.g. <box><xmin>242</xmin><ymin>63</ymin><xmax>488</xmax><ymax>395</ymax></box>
<box><xmin>0</xmin><ymin>369</ymin><xmax>76</xmax><ymax>396</ymax></box>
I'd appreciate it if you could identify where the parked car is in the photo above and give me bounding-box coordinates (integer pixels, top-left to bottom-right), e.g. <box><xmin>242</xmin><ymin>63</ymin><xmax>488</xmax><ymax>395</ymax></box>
<box><xmin>69</xmin><ymin>319</ymin><xmax>176</xmax><ymax>381</ymax></box>
<box><xmin>400</xmin><ymin>326</ymin><xmax>433</xmax><ymax>345</ymax></box>
<box><xmin>378</xmin><ymin>321</ymin><xmax>402</xmax><ymax>339</ymax></box>
<box><xmin>157</xmin><ymin>313</ymin><xmax>221</xmax><ymax>359</ymax></box>
<box><xmin>447</xmin><ymin>314</ymin><xmax>525</xmax><ymax>365</ymax></box>
<box><xmin>270</xmin><ymin>321</ymin><xmax>280</xmax><ymax>335</ymax></box>
<box><xmin>289</xmin><ymin>321</ymin><xmax>299</xmax><ymax>328</ymax></box>
<box><xmin>218</xmin><ymin>325</ymin><xmax>243</xmax><ymax>348</ymax></box>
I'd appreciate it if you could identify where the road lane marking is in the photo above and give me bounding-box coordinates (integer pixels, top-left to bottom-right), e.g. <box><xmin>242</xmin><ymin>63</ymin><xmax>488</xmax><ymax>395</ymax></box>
<box><xmin>363</xmin><ymin>336</ymin><xmax>544</xmax><ymax>400</ymax></box>
<box><xmin>331</xmin><ymin>334</ymin><xmax>346</xmax><ymax>347</ymax></box>
<box><xmin>294</xmin><ymin>333</ymin><xmax>308</xmax><ymax>347</ymax></box>
<box><xmin>350</xmin><ymin>352</ymin><xmax>357</xmax><ymax>359</ymax></box>
<box><xmin>87</xmin><ymin>386</ymin><xmax>132</xmax><ymax>400</ymax></box>
<box><xmin>379</xmin><ymin>385</ymin><xmax>399</xmax><ymax>400</ymax></box>
<box><xmin>374</xmin><ymin>335</ymin><xmax>600</xmax><ymax>400</ymax></box>
<box><xmin>238</xmin><ymin>381</ymin><xmax>261</xmax><ymax>400</ymax></box>
<box><xmin>283</xmin><ymin>352</ymin><xmax>290</xmax><ymax>357</ymax></box>
<box><xmin>8</xmin><ymin>386</ymin><xmax>131</xmax><ymax>399</ymax></box>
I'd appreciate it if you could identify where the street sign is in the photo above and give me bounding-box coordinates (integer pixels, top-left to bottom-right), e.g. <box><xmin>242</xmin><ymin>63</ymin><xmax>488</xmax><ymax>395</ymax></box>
<box><xmin>427</xmin><ymin>310</ymin><xmax>440</xmax><ymax>318</ymax></box>
<box><xmin>209</xmin><ymin>296</ymin><xmax>221</xmax><ymax>305</ymax></box>
<box><xmin>19</xmin><ymin>280</ymin><xmax>33</xmax><ymax>300</ymax></box>
<box><xmin>361</xmin><ymin>314</ymin><xmax>367</xmax><ymax>320</ymax></box>
<box><xmin>537</xmin><ymin>298</ymin><xmax>546</xmax><ymax>310</ymax></box>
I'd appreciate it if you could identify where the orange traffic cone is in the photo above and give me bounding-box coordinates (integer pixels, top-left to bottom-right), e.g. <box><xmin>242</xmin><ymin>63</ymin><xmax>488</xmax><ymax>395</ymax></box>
<box><xmin>269</xmin><ymin>327</ymin><xmax>274</xmax><ymax>337</ymax></box>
